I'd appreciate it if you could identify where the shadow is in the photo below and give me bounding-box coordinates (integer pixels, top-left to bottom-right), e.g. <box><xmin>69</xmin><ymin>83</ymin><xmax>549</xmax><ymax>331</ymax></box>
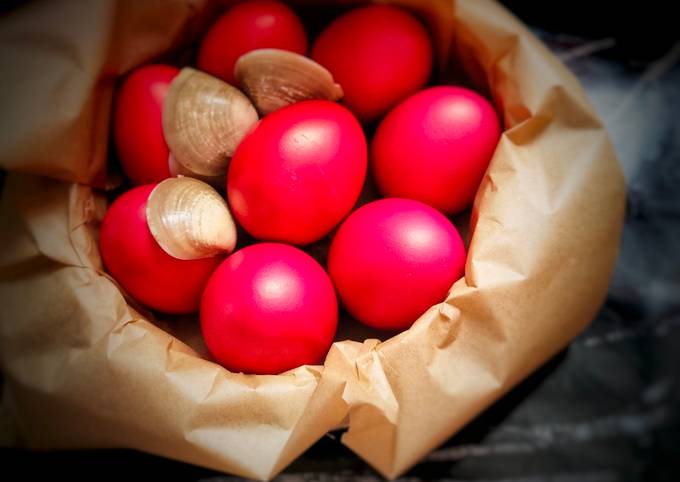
<box><xmin>0</xmin><ymin>448</ymin><xmax>217</xmax><ymax>480</ymax></box>
<box><xmin>401</xmin><ymin>347</ymin><xmax>570</xmax><ymax>479</ymax></box>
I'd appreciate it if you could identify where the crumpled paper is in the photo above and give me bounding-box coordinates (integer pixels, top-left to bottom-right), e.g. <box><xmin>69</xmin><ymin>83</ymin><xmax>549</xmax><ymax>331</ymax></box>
<box><xmin>0</xmin><ymin>0</ymin><xmax>625</xmax><ymax>479</ymax></box>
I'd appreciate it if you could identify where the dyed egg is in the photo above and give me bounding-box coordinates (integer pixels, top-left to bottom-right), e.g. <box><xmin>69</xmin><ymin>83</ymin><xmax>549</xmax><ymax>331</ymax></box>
<box><xmin>311</xmin><ymin>5</ymin><xmax>432</xmax><ymax>123</ymax></box>
<box><xmin>113</xmin><ymin>65</ymin><xmax>179</xmax><ymax>184</ymax></box>
<box><xmin>197</xmin><ymin>0</ymin><xmax>307</xmax><ymax>85</ymax></box>
<box><xmin>99</xmin><ymin>185</ymin><xmax>222</xmax><ymax>314</ymax></box>
<box><xmin>372</xmin><ymin>86</ymin><xmax>501</xmax><ymax>214</ymax></box>
<box><xmin>328</xmin><ymin>198</ymin><xmax>466</xmax><ymax>331</ymax></box>
<box><xmin>227</xmin><ymin>100</ymin><xmax>367</xmax><ymax>245</ymax></box>
<box><xmin>201</xmin><ymin>243</ymin><xmax>338</xmax><ymax>374</ymax></box>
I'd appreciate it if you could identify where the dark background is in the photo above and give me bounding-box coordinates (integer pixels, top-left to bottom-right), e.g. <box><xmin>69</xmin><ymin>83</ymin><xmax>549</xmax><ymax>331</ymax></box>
<box><xmin>1</xmin><ymin>1</ymin><xmax>679</xmax><ymax>480</ymax></box>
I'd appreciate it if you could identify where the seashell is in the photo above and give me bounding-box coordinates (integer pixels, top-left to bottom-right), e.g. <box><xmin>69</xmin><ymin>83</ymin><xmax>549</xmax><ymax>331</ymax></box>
<box><xmin>162</xmin><ymin>67</ymin><xmax>258</xmax><ymax>178</ymax></box>
<box><xmin>234</xmin><ymin>48</ymin><xmax>343</xmax><ymax>115</ymax></box>
<box><xmin>146</xmin><ymin>176</ymin><xmax>237</xmax><ymax>260</ymax></box>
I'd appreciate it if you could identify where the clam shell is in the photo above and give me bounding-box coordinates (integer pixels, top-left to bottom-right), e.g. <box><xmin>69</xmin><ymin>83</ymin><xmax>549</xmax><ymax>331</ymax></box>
<box><xmin>163</xmin><ymin>67</ymin><xmax>258</xmax><ymax>177</ymax></box>
<box><xmin>146</xmin><ymin>176</ymin><xmax>237</xmax><ymax>260</ymax></box>
<box><xmin>234</xmin><ymin>49</ymin><xmax>343</xmax><ymax>115</ymax></box>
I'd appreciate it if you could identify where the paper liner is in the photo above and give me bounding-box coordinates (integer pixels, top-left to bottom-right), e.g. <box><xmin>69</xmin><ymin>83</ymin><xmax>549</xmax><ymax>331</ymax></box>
<box><xmin>0</xmin><ymin>0</ymin><xmax>625</xmax><ymax>479</ymax></box>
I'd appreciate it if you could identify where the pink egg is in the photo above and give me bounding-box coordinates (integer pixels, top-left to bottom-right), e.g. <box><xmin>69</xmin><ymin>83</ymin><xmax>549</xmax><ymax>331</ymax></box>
<box><xmin>113</xmin><ymin>65</ymin><xmax>179</xmax><ymax>184</ymax></box>
<box><xmin>197</xmin><ymin>0</ymin><xmax>307</xmax><ymax>85</ymax></box>
<box><xmin>371</xmin><ymin>86</ymin><xmax>501</xmax><ymax>214</ymax></box>
<box><xmin>200</xmin><ymin>243</ymin><xmax>338</xmax><ymax>375</ymax></box>
<box><xmin>227</xmin><ymin>100</ymin><xmax>367</xmax><ymax>245</ymax></box>
<box><xmin>99</xmin><ymin>185</ymin><xmax>222</xmax><ymax>314</ymax></box>
<box><xmin>311</xmin><ymin>4</ymin><xmax>433</xmax><ymax>123</ymax></box>
<box><xmin>328</xmin><ymin>198</ymin><xmax>466</xmax><ymax>331</ymax></box>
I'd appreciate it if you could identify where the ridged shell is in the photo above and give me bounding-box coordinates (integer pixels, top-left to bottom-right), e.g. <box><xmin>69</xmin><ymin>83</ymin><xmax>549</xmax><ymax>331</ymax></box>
<box><xmin>162</xmin><ymin>67</ymin><xmax>258</xmax><ymax>177</ymax></box>
<box><xmin>234</xmin><ymin>49</ymin><xmax>343</xmax><ymax>115</ymax></box>
<box><xmin>146</xmin><ymin>176</ymin><xmax>237</xmax><ymax>260</ymax></box>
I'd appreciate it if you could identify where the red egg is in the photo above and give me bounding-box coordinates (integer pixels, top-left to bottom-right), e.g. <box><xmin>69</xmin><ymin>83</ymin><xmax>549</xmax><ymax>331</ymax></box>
<box><xmin>197</xmin><ymin>0</ymin><xmax>308</xmax><ymax>85</ymax></box>
<box><xmin>328</xmin><ymin>198</ymin><xmax>466</xmax><ymax>331</ymax></box>
<box><xmin>200</xmin><ymin>243</ymin><xmax>338</xmax><ymax>375</ymax></box>
<box><xmin>372</xmin><ymin>86</ymin><xmax>501</xmax><ymax>214</ymax></box>
<box><xmin>113</xmin><ymin>64</ymin><xmax>179</xmax><ymax>185</ymax></box>
<box><xmin>227</xmin><ymin>100</ymin><xmax>367</xmax><ymax>245</ymax></box>
<box><xmin>99</xmin><ymin>185</ymin><xmax>222</xmax><ymax>314</ymax></box>
<box><xmin>311</xmin><ymin>5</ymin><xmax>432</xmax><ymax>123</ymax></box>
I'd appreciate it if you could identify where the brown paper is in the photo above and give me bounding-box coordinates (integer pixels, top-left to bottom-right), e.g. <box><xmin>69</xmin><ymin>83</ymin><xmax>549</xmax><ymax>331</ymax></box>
<box><xmin>0</xmin><ymin>0</ymin><xmax>625</xmax><ymax>480</ymax></box>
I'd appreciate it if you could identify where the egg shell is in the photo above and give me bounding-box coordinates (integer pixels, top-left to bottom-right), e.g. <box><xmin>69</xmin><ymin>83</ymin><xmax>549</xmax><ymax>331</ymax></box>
<box><xmin>227</xmin><ymin>100</ymin><xmax>367</xmax><ymax>245</ymax></box>
<box><xmin>328</xmin><ymin>198</ymin><xmax>466</xmax><ymax>331</ymax></box>
<box><xmin>371</xmin><ymin>85</ymin><xmax>501</xmax><ymax>214</ymax></box>
<box><xmin>113</xmin><ymin>65</ymin><xmax>179</xmax><ymax>185</ymax></box>
<box><xmin>197</xmin><ymin>0</ymin><xmax>308</xmax><ymax>85</ymax></box>
<box><xmin>311</xmin><ymin>4</ymin><xmax>432</xmax><ymax>123</ymax></box>
<box><xmin>200</xmin><ymin>242</ymin><xmax>338</xmax><ymax>375</ymax></box>
<box><xmin>99</xmin><ymin>185</ymin><xmax>222</xmax><ymax>314</ymax></box>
